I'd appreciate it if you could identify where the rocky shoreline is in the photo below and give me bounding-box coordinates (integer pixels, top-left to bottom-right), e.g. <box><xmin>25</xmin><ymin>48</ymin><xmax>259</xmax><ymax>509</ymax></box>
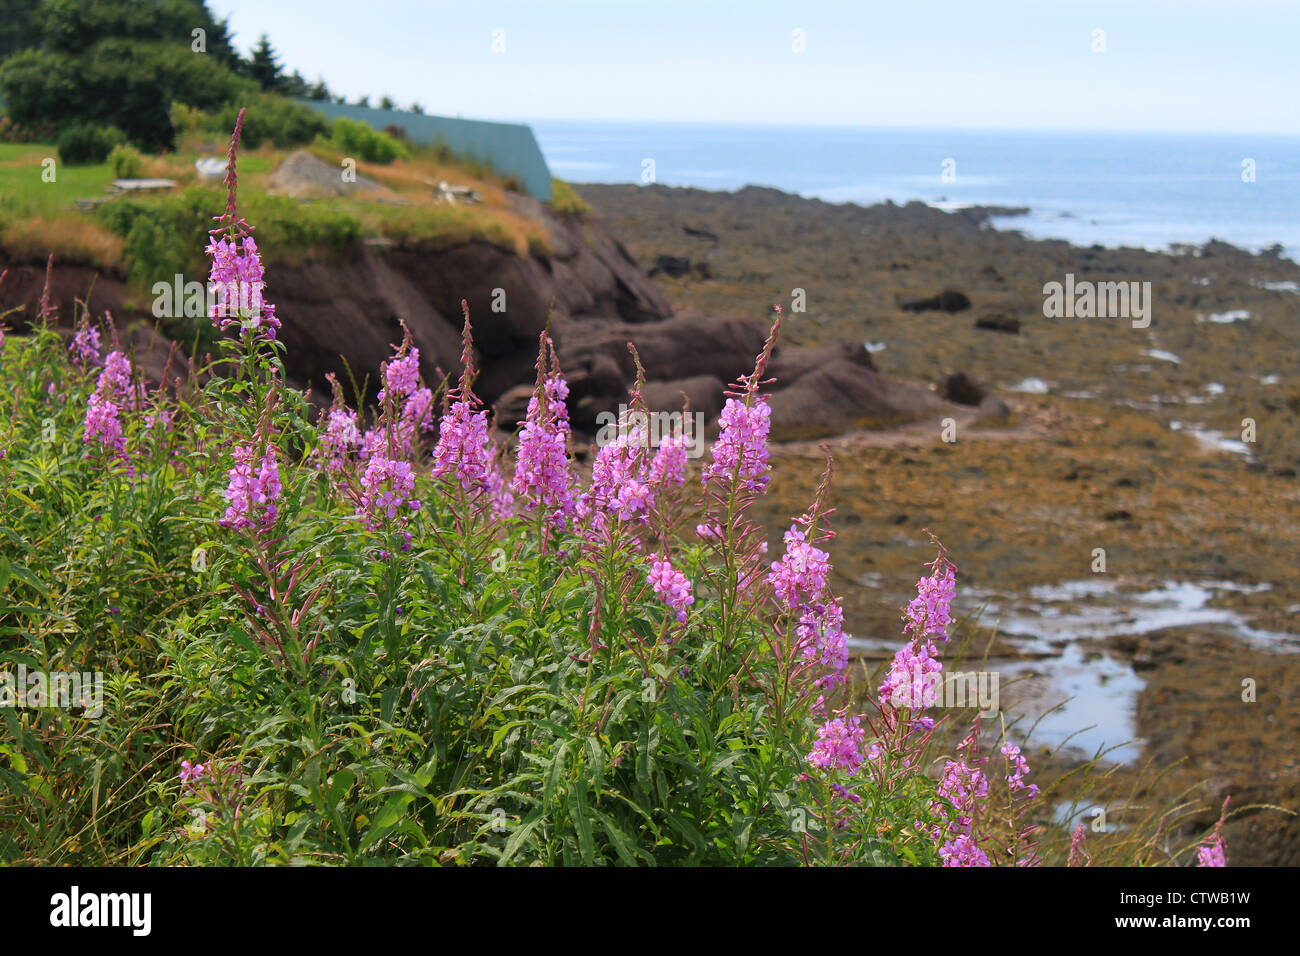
<box><xmin>576</xmin><ymin>182</ymin><xmax>1300</xmax><ymax>865</ymax></box>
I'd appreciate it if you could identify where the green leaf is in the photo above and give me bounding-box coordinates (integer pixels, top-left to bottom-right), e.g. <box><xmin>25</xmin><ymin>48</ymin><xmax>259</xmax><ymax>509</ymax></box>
<box><xmin>570</xmin><ymin>784</ymin><xmax>595</xmax><ymax>865</ymax></box>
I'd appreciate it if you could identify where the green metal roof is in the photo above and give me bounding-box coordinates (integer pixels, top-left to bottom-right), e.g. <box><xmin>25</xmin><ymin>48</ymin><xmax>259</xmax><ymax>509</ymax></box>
<box><xmin>299</xmin><ymin>101</ymin><xmax>552</xmax><ymax>202</ymax></box>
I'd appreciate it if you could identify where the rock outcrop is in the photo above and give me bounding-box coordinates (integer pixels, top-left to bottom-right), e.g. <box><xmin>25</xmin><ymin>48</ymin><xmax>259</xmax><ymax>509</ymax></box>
<box><xmin>0</xmin><ymin>179</ymin><xmax>939</xmax><ymax>438</ymax></box>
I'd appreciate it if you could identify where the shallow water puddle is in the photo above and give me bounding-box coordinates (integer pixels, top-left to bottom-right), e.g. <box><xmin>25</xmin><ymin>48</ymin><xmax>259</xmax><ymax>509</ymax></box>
<box><xmin>848</xmin><ymin>578</ymin><xmax>1297</xmax><ymax>764</ymax></box>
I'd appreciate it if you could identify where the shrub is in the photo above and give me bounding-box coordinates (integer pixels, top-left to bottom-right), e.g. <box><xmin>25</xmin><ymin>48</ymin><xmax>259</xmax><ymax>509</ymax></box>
<box><xmin>214</xmin><ymin>94</ymin><xmax>331</xmax><ymax>150</ymax></box>
<box><xmin>55</xmin><ymin>122</ymin><xmax>126</xmax><ymax>166</ymax></box>
<box><xmin>330</xmin><ymin>116</ymin><xmax>408</xmax><ymax>164</ymax></box>
<box><xmin>551</xmin><ymin>179</ymin><xmax>590</xmax><ymax>217</ymax></box>
<box><xmin>0</xmin><ymin>1</ymin><xmax>248</xmax><ymax>149</ymax></box>
<box><xmin>108</xmin><ymin>142</ymin><xmax>145</xmax><ymax>179</ymax></box>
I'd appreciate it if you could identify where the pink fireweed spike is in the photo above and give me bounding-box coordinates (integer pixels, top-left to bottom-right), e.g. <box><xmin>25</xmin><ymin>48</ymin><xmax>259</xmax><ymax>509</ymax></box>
<box><xmin>879</xmin><ymin>548</ymin><xmax>959</xmax><ymax>718</ymax></box>
<box><xmin>1001</xmin><ymin>742</ymin><xmax>1040</xmax><ymax>799</ymax></box>
<box><xmin>82</xmin><ymin>349</ymin><xmax>137</xmax><ymax>464</ymax></box>
<box><xmin>647</xmin><ymin>432</ymin><xmax>688</xmax><ymax>489</ymax></box>
<box><xmin>768</xmin><ymin>523</ymin><xmax>831</xmax><ymax>609</ymax></box>
<box><xmin>218</xmin><ymin>444</ymin><xmax>283</xmax><ymax>533</ymax></box>
<box><xmin>83</xmin><ymin>393</ymin><xmax>124</xmax><ymax>455</ymax></box>
<box><xmin>905</xmin><ymin>554</ymin><xmax>958</xmax><ymax>642</ymax></box>
<box><xmin>431</xmin><ymin>304</ymin><xmax>499</xmax><ymax>496</ymax></box>
<box><xmin>358</xmin><ymin>454</ymin><xmax>421</xmax><ymax>534</ymax></box>
<box><xmin>70</xmin><ymin>317</ymin><xmax>102</xmax><ymax>369</ymax></box>
<box><xmin>321</xmin><ymin>406</ymin><xmax>361</xmax><ymax>471</ymax></box>
<box><xmin>807</xmin><ymin>714</ymin><xmax>867</xmax><ymax>775</ymax></box>
<box><xmin>702</xmin><ymin>311</ymin><xmax>780</xmax><ymax>495</ymax></box>
<box><xmin>205</xmin><ymin>108</ymin><xmax>279</xmax><ymax>340</ymax></box>
<box><xmin>647</xmin><ymin>556</ymin><xmax>694</xmax><ymax>623</ymax></box>
<box><xmin>1196</xmin><ymin>796</ymin><xmax>1230</xmax><ymax>867</ymax></box>
<box><xmin>512</xmin><ymin>332</ymin><xmax>575</xmax><ymax>525</ymax></box>
<box><xmin>795</xmin><ymin>598</ymin><xmax>849</xmax><ymax>691</ymax></box>
<box><xmin>1067</xmin><ymin>823</ymin><xmax>1091</xmax><ymax>867</ymax></box>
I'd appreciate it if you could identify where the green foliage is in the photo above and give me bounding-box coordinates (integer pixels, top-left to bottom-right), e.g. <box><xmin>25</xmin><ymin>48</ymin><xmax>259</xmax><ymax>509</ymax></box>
<box><xmin>1</xmin><ymin>41</ymin><xmax>249</xmax><ymax>151</ymax></box>
<box><xmin>56</xmin><ymin>122</ymin><xmax>125</xmax><ymax>166</ymax></box>
<box><xmin>0</xmin><ymin>1</ymin><xmax>250</xmax><ymax>150</ymax></box>
<box><xmin>216</xmin><ymin>95</ymin><xmax>331</xmax><ymax>150</ymax></box>
<box><xmin>328</xmin><ymin>117</ymin><xmax>408</xmax><ymax>165</ymax></box>
<box><xmin>551</xmin><ymin>179</ymin><xmax>590</xmax><ymax>217</ymax></box>
<box><xmin>169</xmin><ymin>95</ymin><xmax>331</xmax><ymax>150</ymax></box>
<box><xmin>0</xmin><ymin>0</ymin><xmax>43</xmax><ymax>60</ymax></box>
<box><xmin>247</xmin><ymin>34</ymin><xmax>284</xmax><ymax>93</ymax></box>
<box><xmin>40</xmin><ymin>0</ymin><xmax>236</xmax><ymax>56</ymax></box>
<box><xmin>108</xmin><ymin>142</ymin><xmax>145</xmax><ymax>179</ymax></box>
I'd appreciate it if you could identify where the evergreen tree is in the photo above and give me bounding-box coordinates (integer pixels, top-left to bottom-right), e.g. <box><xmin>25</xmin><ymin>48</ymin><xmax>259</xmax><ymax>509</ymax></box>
<box><xmin>282</xmin><ymin>69</ymin><xmax>310</xmax><ymax>98</ymax></box>
<box><xmin>247</xmin><ymin>33</ymin><xmax>284</xmax><ymax>92</ymax></box>
<box><xmin>0</xmin><ymin>0</ymin><xmax>251</xmax><ymax>149</ymax></box>
<box><xmin>0</xmin><ymin>0</ymin><xmax>44</xmax><ymax>60</ymax></box>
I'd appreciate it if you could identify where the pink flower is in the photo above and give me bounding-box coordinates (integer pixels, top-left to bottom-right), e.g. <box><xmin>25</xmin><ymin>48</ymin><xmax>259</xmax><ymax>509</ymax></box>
<box><xmin>97</xmin><ymin>350</ymin><xmax>135</xmax><ymax>407</ymax></box>
<box><xmin>879</xmin><ymin>639</ymin><xmax>943</xmax><ymax>710</ymax></box>
<box><xmin>796</xmin><ymin>599</ymin><xmax>848</xmax><ymax>690</ymax></box>
<box><xmin>83</xmin><ymin>393</ymin><xmax>124</xmax><ymax>454</ymax></box>
<box><xmin>939</xmin><ymin>834</ymin><xmax>991</xmax><ymax>867</ymax></box>
<box><xmin>82</xmin><ymin>350</ymin><xmax>136</xmax><ymax>458</ymax></box>
<box><xmin>484</xmin><ymin>451</ymin><xmax>515</xmax><ymax>519</ymax></box>
<box><xmin>585</xmin><ymin>425</ymin><xmax>653</xmax><ymax>524</ymax></box>
<box><xmin>218</xmin><ymin>445</ymin><xmax>282</xmax><ymax>532</ymax></box>
<box><xmin>70</xmin><ymin>323</ymin><xmax>102</xmax><ymax>368</ymax></box>
<box><xmin>647</xmin><ymin>433</ymin><xmax>688</xmax><ymax>488</ymax></box>
<box><xmin>206</xmin><ymin>236</ymin><xmax>279</xmax><ymax>338</ymax></box>
<box><xmin>379</xmin><ymin>349</ymin><xmax>421</xmax><ymax>404</ymax></box>
<box><xmin>1001</xmin><ymin>742</ymin><xmax>1040</xmax><ymax>799</ymax></box>
<box><xmin>179</xmin><ymin>760</ymin><xmax>207</xmax><ymax>787</ymax></box>
<box><xmin>928</xmin><ymin>757</ymin><xmax>988</xmax><ymax>841</ymax></box>
<box><xmin>702</xmin><ymin>396</ymin><xmax>771</xmax><ymax>493</ymax></box>
<box><xmin>358</xmin><ymin>455</ymin><xmax>420</xmax><ymax>531</ymax></box>
<box><xmin>905</xmin><ymin>558</ymin><xmax>957</xmax><ymax>642</ymax></box>
<box><xmin>647</xmin><ymin>556</ymin><xmax>694</xmax><ymax>622</ymax></box>
<box><xmin>1196</xmin><ymin>837</ymin><xmax>1227</xmax><ymax>867</ymax></box>
<box><xmin>431</xmin><ymin>399</ymin><xmax>494</xmax><ymax>493</ymax></box>
<box><xmin>320</xmin><ymin>406</ymin><xmax>361</xmax><ymax>471</ymax></box>
<box><xmin>512</xmin><ymin>347</ymin><xmax>575</xmax><ymax>524</ymax></box>
<box><xmin>807</xmin><ymin>715</ymin><xmax>866</xmax><ymax>775</ymax></box>
<box><xmin>768</xmin><ymin>524</ymin><xmax>830</xmax><ymax>608</ymax></box>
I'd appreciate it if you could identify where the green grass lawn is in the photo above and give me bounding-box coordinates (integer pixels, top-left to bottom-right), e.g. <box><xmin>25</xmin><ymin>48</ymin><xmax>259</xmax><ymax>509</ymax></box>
<box><xmin>1</xmin><ymin>141</ymin><xmax>567</xmax><ymax>295</ymax></box>
<box><xmin>0</xmin><ymin>142</ymin><xmax>120</xmax><ymax>218</ymax></box>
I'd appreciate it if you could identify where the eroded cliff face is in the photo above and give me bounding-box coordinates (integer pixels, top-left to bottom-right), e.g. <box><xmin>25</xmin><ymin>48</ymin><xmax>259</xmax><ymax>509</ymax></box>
<box><xmin>0</xmin><ymin>194</ymin><xmax>940</xmax><ymax>435</ymax></box>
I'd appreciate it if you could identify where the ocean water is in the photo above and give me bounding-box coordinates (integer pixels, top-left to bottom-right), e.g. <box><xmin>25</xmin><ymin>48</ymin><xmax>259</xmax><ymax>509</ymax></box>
<box><xmin>534</xmin><ymin>121</ymin><xmax>1300</xmax><ymax>257</ymax></box>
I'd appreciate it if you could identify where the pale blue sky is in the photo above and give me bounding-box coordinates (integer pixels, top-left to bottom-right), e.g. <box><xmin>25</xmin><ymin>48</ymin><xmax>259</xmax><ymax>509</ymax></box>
<box><xmin>211</xmin><ymin>0</ymin><xmax>1299</xmax><ymax>133</ymax></box>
